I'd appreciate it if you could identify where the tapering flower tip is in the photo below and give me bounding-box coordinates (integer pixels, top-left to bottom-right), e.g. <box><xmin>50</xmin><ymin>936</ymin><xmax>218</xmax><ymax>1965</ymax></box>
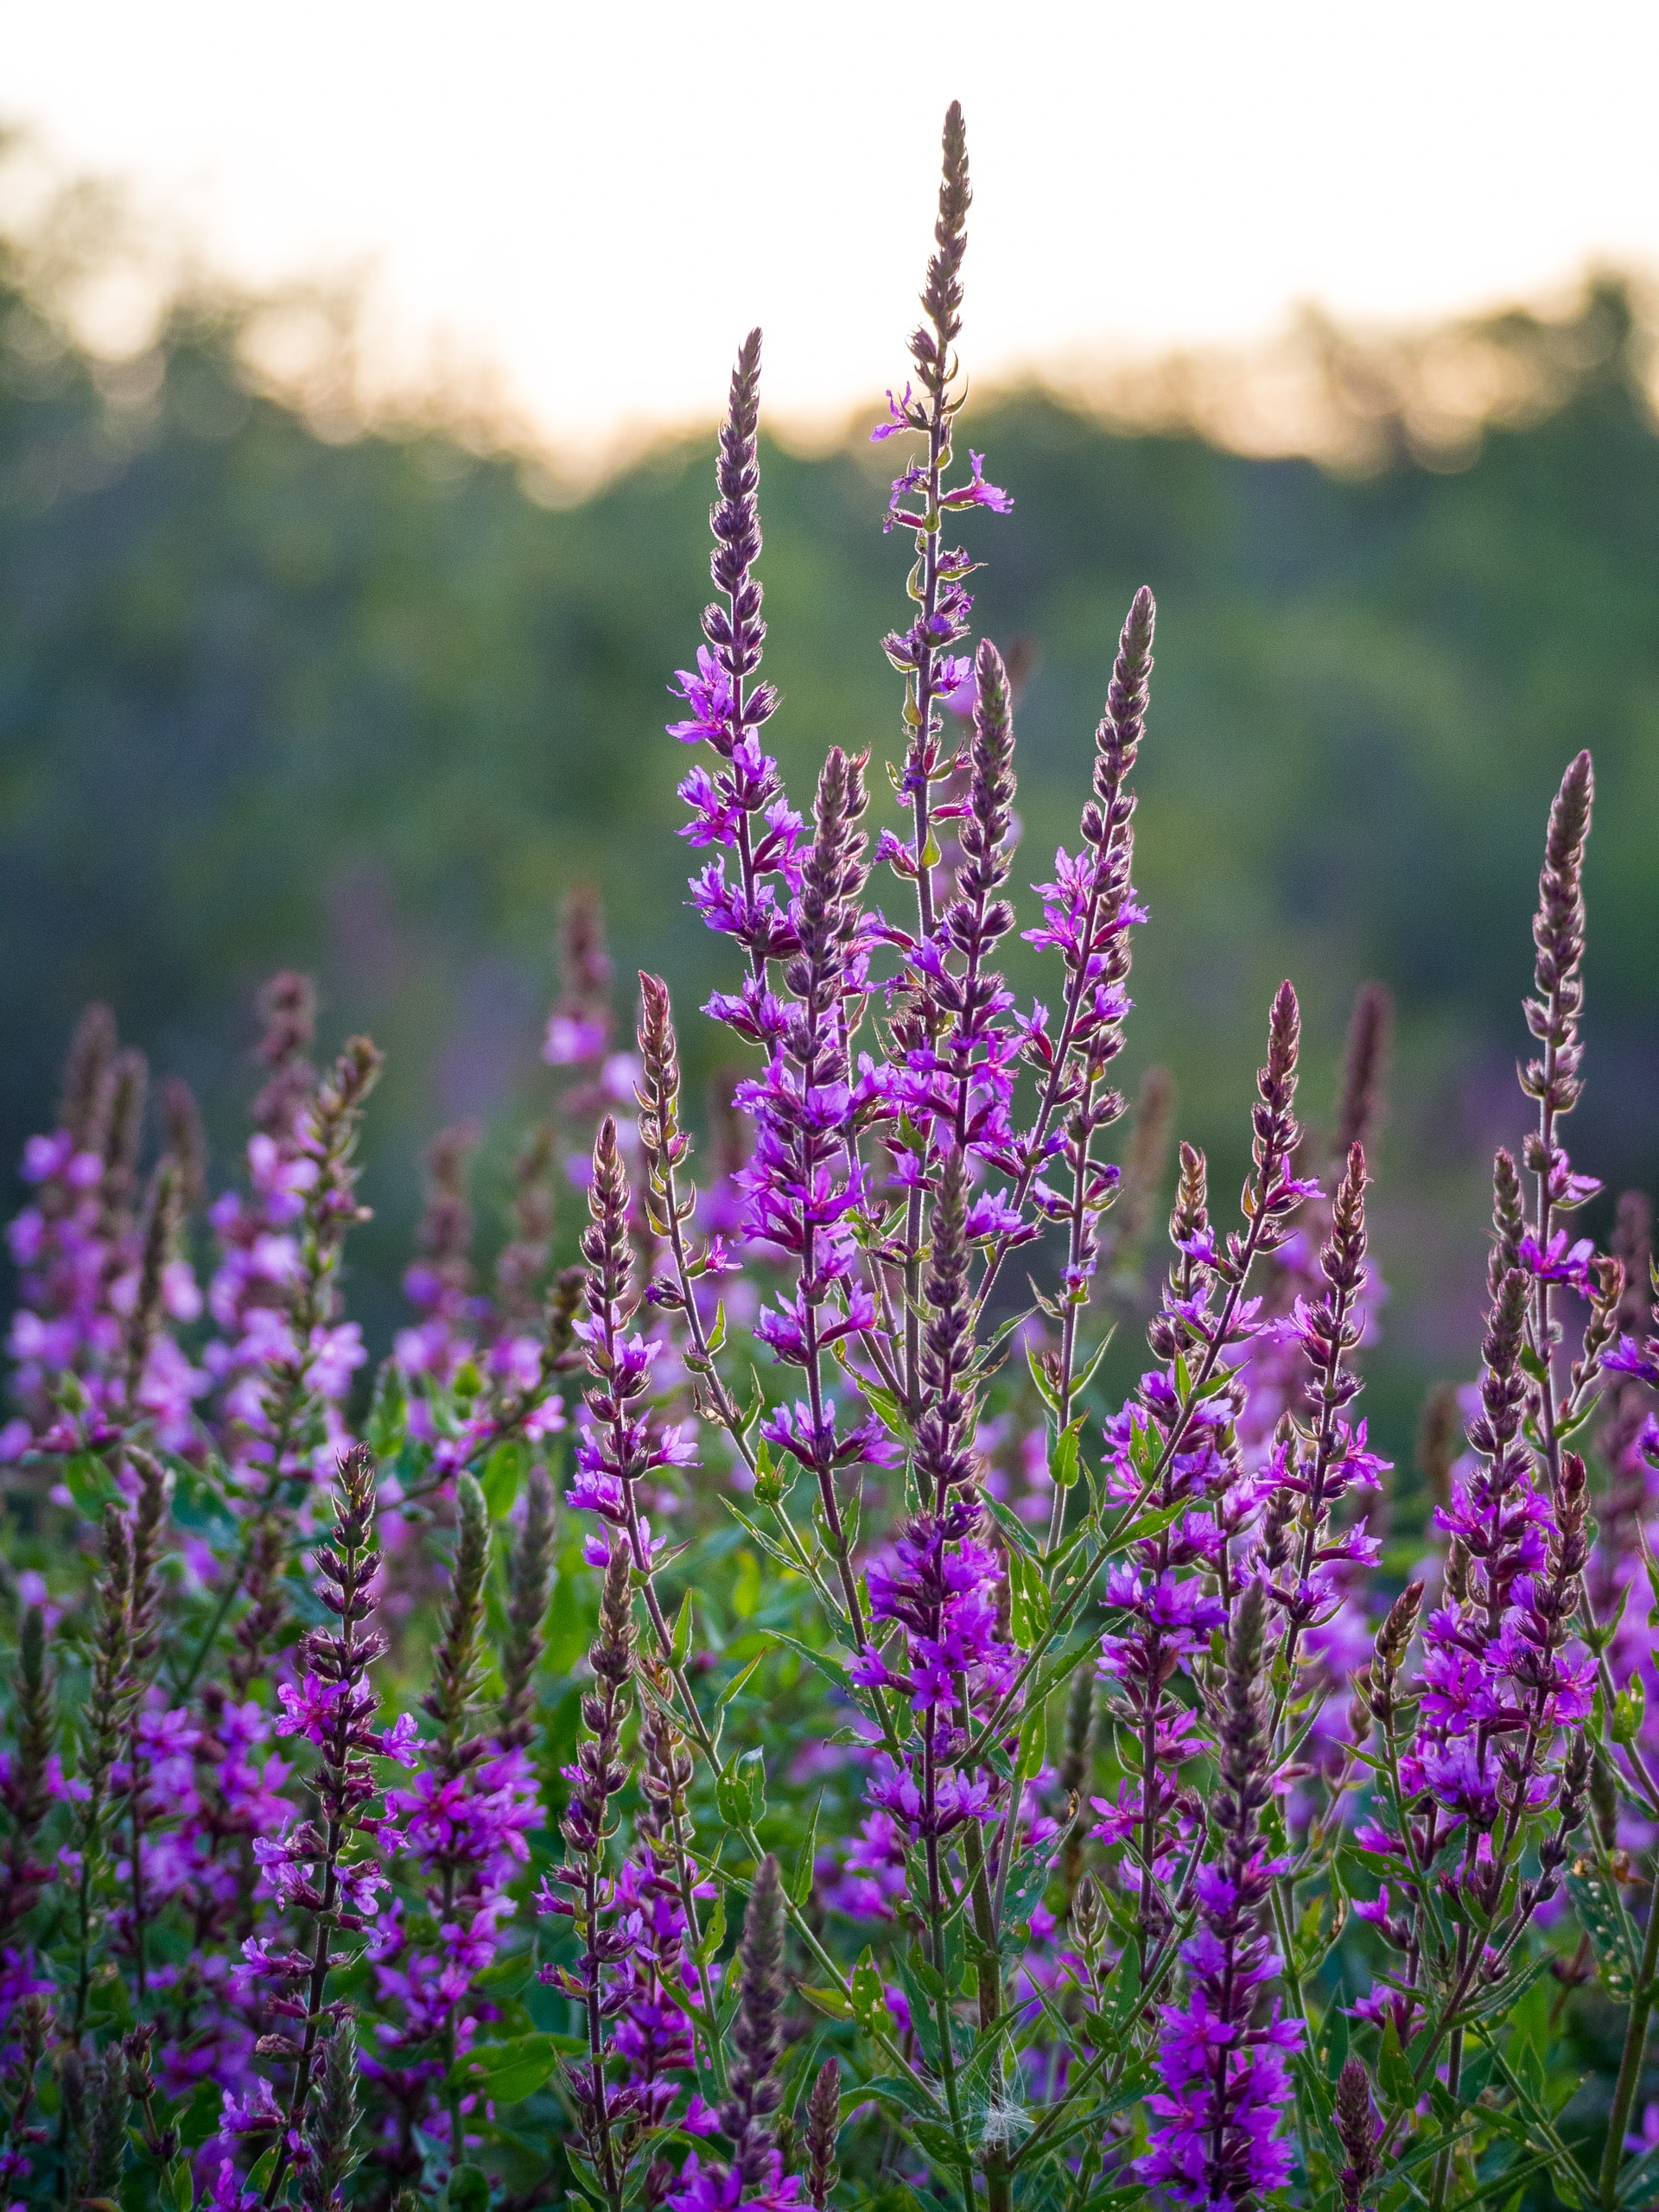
<box><xmin>712</xmin><ymin>327</ymin><xmax>764</xmax><ymax>592</ymax></box>
<box><xmin>592</xmin><ymin>1544</ymin><xmax>635</xmax><ymax>1688</ymax></box>
<box><xmin>303</xmin><ymin>2022</ymin><xmax>361</xmax><ymax>2207</ymax></box>
<box><xmin>60</xmin><ymin>1000</ymin><xmax>118</xmax><ymax>1144</ymax></box>
<box><xmin>1104</xmin><ymin>585</ymin><xmax>1156</xmax><ymax>753</ymax></box>
<box><xmin>727</xmin><ymin>1852</ymin><xmax>786</xmax><ymax>2173</ymax></box>
<box><xmin>338</xmin><ymin>1440</ymin><xmax>378</xmax><ymax>1525</ymax></box>
<box><xmin>256</xmin><ymin>969</ymin><xmax>318</xmax><ymax>1065</ymax></box>
<box><xmin>1542</xmin><ymin>747</ymin><xmax>1594</xmax><ymax>900</ymax></box>
<box><xmin>453</xmin><ymin>1472</ymin><xmax>490</xmax><ymax>1608</ymax></box>
<box><xmin>1337</xmin><ymin>1140</ymin><xmax>1368</xmax><ymax>1209</ymax></box>
<box><xmin>500</xmin><ymin>1464</ymin><xmax>557</xmax><ymax>1747</ymax></box>
<box><xmin>973</xmin><ymin>634</ymin><xmax>1011</xmax><ymax>735</ymax></box>
<box><xmin>327</xmin><ymin>1035</ymin><xmax>385</xmax><ymax>1109</ymax></box>
<box><xmin>637</xmin><ymin>971</ymin><xmax>680</xmax><ymax>1103</ymax></box>
<box><xmin>1488</xmin><ymin>1145</ymin><xmax>1526</xmax><ymax>1291</ymax></box>
<box><xmin>805</xmin><ymin>2056</ymin><xmax>842</xmax><ymax>2209</ymax></box>
<box><xmin>1333</xmin><ymin>2056</ymin><xmax>1380</xmax><ymax>2210</ymax></box>
<box><xmin>1336</xmin><ymin>981</ymin><xmax>1393</xmax><ymax>1159</ymax></box>
<box><xmin>1170</xmin><ymin>1139</ymin><xmax>1209</xmax><ymax>1249</ymax></box>
<box><xmin>105</xmin><ymin>1048</ymin><xmax>149</xmax><ymax>1191</ymax></box>
<box><xmin>589</xmin><ymin>1113</ymin><xmax>628</xmax><ymax>1232</ymax></box>
<box><xmin>909</xmin><ymin>102</ymin><xmax>971</xmax><ymax>394</ymax></box>
<box><xmin>1557</xmin><ymin>1449</ymin><xmax>1590</xmax><ymax>1556</ymax></box>
<box><xmin>1376</xmin><ymin>1579</ymin><xmax>1423</xmax><ymax>1673</ymax></box>
<box><xmin>1227</xmin><ymin>1576</ymin><xmax>1268</xmax><ymax>1700</ymax></box>
<box><xmin>1267</xmin><ymin>979</ymin><xmax>1300</xmax><ymax>1090</ymax></box>
<box><xmin>1071</xmin><ymin>1870</ymin><xmax>1103</xmax><ymax>1949</ymax></box>
<box><xmin>87</xmin><ymin>2043</ymin><xmax>131</xmax><ymax>2198</ymax></box>
<box><xmin>161</xmin><ymin>1071</ymin><xmax>207</xmax><ymax>1207</ymax></box>
<box><xmin>101</xmin><ymin>1499</ymin><xmax>134</xmax><ymax>1595</ymax></box>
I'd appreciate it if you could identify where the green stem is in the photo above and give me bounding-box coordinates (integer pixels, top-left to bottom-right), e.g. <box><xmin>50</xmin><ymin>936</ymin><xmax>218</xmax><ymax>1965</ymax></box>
<box><xmin>1601</xmin><ymin>1863</ymin><xmax>1659</xmax><ymax>2209</ymax></box>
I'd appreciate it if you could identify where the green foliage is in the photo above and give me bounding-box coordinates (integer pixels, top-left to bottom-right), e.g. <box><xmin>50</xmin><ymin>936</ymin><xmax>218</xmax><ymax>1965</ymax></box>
<box><xmin>1</xmin><ymin>233</ymin><xmax>1656</xmax><ymax>1462</ymax></box>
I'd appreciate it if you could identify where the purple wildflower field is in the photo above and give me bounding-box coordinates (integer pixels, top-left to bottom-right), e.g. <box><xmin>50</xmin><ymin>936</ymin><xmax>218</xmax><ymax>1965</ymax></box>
<box><xmin>0</xmin><ymin>101</ymin><xmax>1656</xmax><ymax>2212</ymax></box>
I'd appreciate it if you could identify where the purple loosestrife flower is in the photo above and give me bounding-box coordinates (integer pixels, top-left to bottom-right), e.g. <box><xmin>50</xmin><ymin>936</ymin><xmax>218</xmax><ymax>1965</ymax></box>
<box><xmin>1236</xmin><ymin>982</ymin><xmax>1392</xmax><ymax>1459</ymax></box>
<box><xmin>667</xmin><ymin>333</ymin><xmax>798</xmax><ymax>1004</ymax></box>
<box><xmin>537</xmin><ymin>1548</ymin><xmax>642</xmax><ymax>2211</ymax></box>
<box><xmin>874</xmin><ymin>104</ymin><xmax>1012</xmax><ymax>944</ymax></box>
<box><xmin>1333</xmin><ymin>2057</ymin><xmax>1382</xmax><ymax>2212</ymax></box>
<box><xmin>736</xmin><ymin>746</ymin><xmax>889</xmax><ymax>1633</ymax></box>
<box><xmin>544</xmin><ymin>881</ymin><xmax>620</xmax><ymax>1073</ymax></box>
<box><xmin>251</xmin><ymin>1442</ymin><xmax>406</xmax><ymax>2205</ymax></box>
<box><xmin>995</xmin><ymin>591</ymin><xmax>1154</xmax><ymax>1237</ymax></box>
<box><xmin>1261</xmin><ymin>1146</ymin><xmax>1388</xmax><ymax>1686</ymax></box>
<box><xmin>607</xmin><ymin>1663</ymin><xmax>709</xmax><ymax>2145</ymax></box>
<box><xmin>1091</xmin><ymin>994</ymin><xmax>1313</xmax><ymax>1944</ymax></box>
<box><xmin>879</xmin><ymin>640</ymin><xmax>1026</xmax><ymax>1229</ymax></box>
<box><xmin>376</xmin><ymin>1475</ymin><xmax>537</xmax><ymax>2156</ymax></box>
<box><xmin>667</xmin><ymin>1856</ymin><xmax>804</xmax><ymax>2212</ymax></box>
<box><xmin>1140</xmin><ymin>1583</ymin><xmax>1302</xmax><ymax>2209</ymax></box>
<box><xmin>571</xmin><ymin>1116</ymin><xmax>696</xmax><ymax>1567</ymax></box>
<box><xmin>206</xmin><ymin>987</ymin><xmax>381</xmax><ymax>1505</ymax></box>
<box><xmin>0</xmin><ymin>1609</ymin><xmax>59</xmax><ymax>1949</ymax></box>
<box><xmin>3</xmin><ymin>1007</ymin><xmax>205</xmax><ymax>1463</ymax></box>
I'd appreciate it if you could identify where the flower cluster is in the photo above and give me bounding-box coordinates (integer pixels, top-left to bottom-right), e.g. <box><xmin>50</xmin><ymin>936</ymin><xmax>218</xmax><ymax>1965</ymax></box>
<box><xmin>0</xmin><ymin>94</ymin><xmax>1656</xmax><ymax>2212</ymax></box>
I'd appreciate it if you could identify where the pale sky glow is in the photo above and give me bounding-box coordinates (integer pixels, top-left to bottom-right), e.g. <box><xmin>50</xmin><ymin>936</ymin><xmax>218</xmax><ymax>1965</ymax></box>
<box><xmin>4</xmin><ymin>0</ymin><xmax>1659</xmax><ymax>468</ymax></box>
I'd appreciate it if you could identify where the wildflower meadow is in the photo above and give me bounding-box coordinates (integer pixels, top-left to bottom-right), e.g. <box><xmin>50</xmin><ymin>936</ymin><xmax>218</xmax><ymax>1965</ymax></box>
<box><xmin>0</xmin><ymin>104</ymin><xmax>1656</xmax><ymax>2212</ymax></box>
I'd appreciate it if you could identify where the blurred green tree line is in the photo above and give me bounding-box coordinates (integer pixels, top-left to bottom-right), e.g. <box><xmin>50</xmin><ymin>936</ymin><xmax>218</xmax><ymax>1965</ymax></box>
<box><xmin>2</xmin><ymin>206</ymin><xmax>1656</xmax><ymax>1461</ymax></box>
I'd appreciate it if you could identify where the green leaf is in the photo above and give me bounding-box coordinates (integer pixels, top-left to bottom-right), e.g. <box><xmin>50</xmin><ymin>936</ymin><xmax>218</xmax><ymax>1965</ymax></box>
<box><xmin>1022</xmin><ymin>1623</ymin><xmax>1109</xmax><ymax>1714</ymax></box>
<box><xmin>63</xmin><ymin>1451</ymin><xmax>121</xmax><ymax>1520</ymax></box>
<box><xmin>1026</xmin><ymin>1340</ymin><xmax>1062</xmax><ymax>1413</ymax></box>
<box><xmin>1565</xmin><ymin>1862</ymin><xmax>1635</xmax><ymax>1999</ymax></box>
<box><xmin>717</xmin><ymin>1650</ymin><xmax>766</xmax><ymax>1709</ymax></box>
<box><xmin>795</xmin><ymin>1792</ymin><xmax>823</xmax><ymax>1908</ymax></box>
<box><xmin>1617</xmin><ymin>2142</ymin><xmax>1659</xmax><ymax>2204</ymax></box>
<box><xmin>1051</xmin><ymin>1418</ymin><xmax>1084</xmax><ymax>1491</ymax></box>
<box><xmin>1615</xmin><ymin>1675</ymin><xmax>1647</xmax><ymax>1745</ymax></box>
<box><xmin>1067</xmin><ymin>1330</ymin><xmax>1116</xmax><ymax>1402</ymax></box>
<box><xmin>694</xmin><ymin>1892</ymin><xmax>727</xmax><ymax>1965</ymax></box>
<box><xmin>475</xmin><ymin>1952</ymin><xmax>536</xmax><ymax>2000</ymax></box>
<box><xmin>909</xmin><ymin>2117</ymin><xmax>967</xmax><ymax>2171</ymax></box>
<box><xmin>798</xmin><ymin>1982</ymin><xmax>852</xmax><ymax>2020</ymax></box>
<box><xmin>481</xmin><ymin>1436</ymin><xmax>528</xmax><ymax>1517</ymax></box>
<box><xmin>1006</xmin><ymin>1548</ymin><xmax>1049</xmax><ymax>1646</ymax></box>
<box><xmin>366</xmin><ymin>1359</ymin><xmax>408</xmax><ymax>1456</ymax></box>
<box><xmin>446</xmin><ymin>2166</ymin><xmax>493</xmax><ymax>2212</ymax></box>
<box><xmin>731</xmin><ymin>1548</ymin><xmax>762</xmax><ymax>1619</ymax></box>
<box><xmin>1000</xmin><ymin>1848</ymin><xmax>1056</xmax><ymax>1936</ymax></box>
<box><xmin>451</xmin><ymin>2032</ymin><xmax>562</xmax><ymax>2106</ymax></box>
<box><xmin>1379</xmin><ymin>2015</ymin><xmax>1414</xmax><ymax>2107</ymax></box>
<box><xmin>766</xmin><ymin>1629</ymin><xmax>855</xmax><ymax>1694</ymax></box>
<box><xmin>671</xmin><ymin>1589</ymin><xmax>696</xmax><ymax>1668</ymax></box>
<box><xmin>715</xmin><ymin>1745</ymin><xmax>766</xmax><ymax>1829</ymax></box>
<box><xmin>160</xmin><ymin>2156</ymin><xmax>194</xmax><ymax>2212</ymax></box>
<box><xmin>850</xmin><ymin>1948</ymin><xmax>895</xmax><ymax>2041</ymax></box>
<box><xmin>861</xmin><ymin>2071</ymin><xmax>938</xmax><ymax>2122</ymax></box>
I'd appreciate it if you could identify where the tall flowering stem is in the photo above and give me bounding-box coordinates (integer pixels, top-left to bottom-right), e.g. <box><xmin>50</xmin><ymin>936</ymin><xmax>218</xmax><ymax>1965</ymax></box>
<box><xmin>1141</xmin><ymin>1584</ymin><xmax>1301</xmax><ymax>2207</ymax></box>
<box><xmin>874</xmin><ymin>101</ymin><xmax>1011</xmax><ymax>940</ymax></box>
<box><xmin>540</xmin><ymin>1548</ymin><xmax>635</xmax><ymax>2212</ymax></box>
<box><xmin>71</xmin><ymin>1502</ymin><xmax>137</xmax><ymax>2033</ymax></box>
<box><xmin>259</xmin><ymin>1441</ymin><xmax>398</xmax><ymax>2209</ymax></box>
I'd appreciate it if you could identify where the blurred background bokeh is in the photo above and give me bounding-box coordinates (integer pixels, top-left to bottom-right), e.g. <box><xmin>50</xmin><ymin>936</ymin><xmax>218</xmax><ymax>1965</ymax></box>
<box><xmin>2</xmin><ymin>0</ymin><xmax>1658</xmax><ymax>1478</ymax></box>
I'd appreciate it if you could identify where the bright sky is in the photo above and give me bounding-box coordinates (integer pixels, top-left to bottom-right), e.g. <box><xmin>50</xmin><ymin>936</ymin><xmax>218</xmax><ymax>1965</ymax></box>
<box><xmin>4</xmin><ymin>0</ymin><xmax>1659</xmax><ymax>465</ymax></box>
